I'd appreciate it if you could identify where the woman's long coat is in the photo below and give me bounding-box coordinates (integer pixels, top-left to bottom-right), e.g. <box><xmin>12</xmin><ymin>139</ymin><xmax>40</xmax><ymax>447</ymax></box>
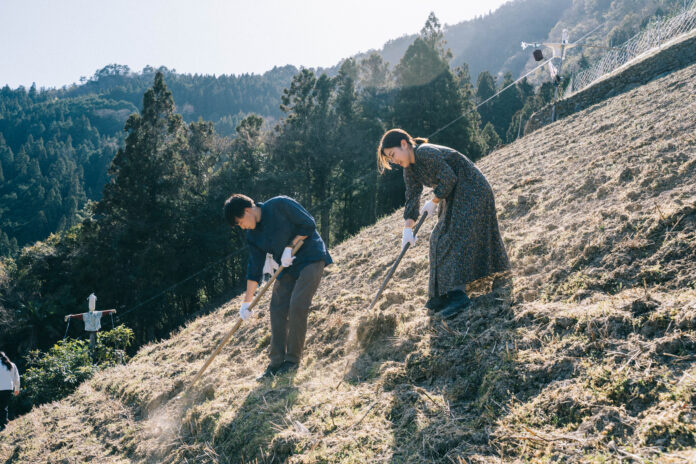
<box><xmin>404</xmin><ymin>143</ymin><xmax>510</xmax><ymax>298</ymax></box>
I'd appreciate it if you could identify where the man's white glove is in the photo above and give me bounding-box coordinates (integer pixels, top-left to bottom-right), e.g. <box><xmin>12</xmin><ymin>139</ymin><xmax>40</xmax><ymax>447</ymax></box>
<box><xmin>263</xmin><ymin>253</ymin><xmax>279</xmax><ymax>275</ymax></box>
<box><xmin>402</xmin><ymin>227</ymin><xmax>416</xmax><ymax>249</ymax></box>
<box><xmin>239</xmin><ymin>302</ymin><xmax>252</xmax><ymax>320</ymax></box>
<box><xmin>281</xmin><ymin>247</ymin><xmax>296</xmax><ymax>267</ymax></box>
<box><xmin>420</xmin><ymin>199</ymin><xmax>438</xmax><ymax>217</ymax></box>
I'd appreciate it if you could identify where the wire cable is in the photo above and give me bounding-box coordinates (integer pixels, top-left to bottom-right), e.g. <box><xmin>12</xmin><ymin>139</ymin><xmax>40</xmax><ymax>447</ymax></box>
<box><xmin>428</xmin><ymin>56</ymin><xmax>555</xmax><ymax>139</ymax></box>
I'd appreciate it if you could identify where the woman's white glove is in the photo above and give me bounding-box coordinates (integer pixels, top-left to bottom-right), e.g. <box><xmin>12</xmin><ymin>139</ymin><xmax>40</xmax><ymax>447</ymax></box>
<box><xmin>281</xmin><ymin>247</ymin><xmax>296</xmax><ymax>267</ymax></box>
<box><xmin>420</xmin><ymin>199</ymin><xmax>438</xmax><ymax>217</ymax></box>
<box><xmin>263</xmin><ymin>253</ymin><xmax>279</xmax><ymax>275</ymax></box>
<box><xmin>402</xmin><ymin>227</ymin><xmax>416</xmax><ymax>249</ymax></box>
<box><xmin>239</xmin><ymin>302</ymin><xmax>252</xmax><ymax>320</ymax></box>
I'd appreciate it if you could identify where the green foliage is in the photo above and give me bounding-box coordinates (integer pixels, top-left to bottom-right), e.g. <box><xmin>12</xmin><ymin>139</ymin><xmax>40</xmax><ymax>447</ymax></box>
<box><xmin>22</xmin><ymin>339</ymin><xmax>95</xmax><ymax>406</ymax></box>
<box><xmin>394</xmin><ymin>14</ymin><xmax>485</xmax><ymax>160</ymax></box>
<box><xmin>0</xmin><ymin>67</ymin><xmax>297</xmax><ymax>257</ymax></box>
<box><xmin>482</xmin><ymin>122</ymin><xmax>502</xmax><ymax>151</ymax></box>
<box><xmin>20</xmin><ymin>325</ymin><xmax>133</xmax><ymax>408</ymax></box>
<box><xmin>91</xmin><ymin>72</ymin><xmax>228</xmax><ymax>342</ymax></box>
<box><xmin>93</xmin><ymin>324</ymin><xmax>134</xmax><ymax>367</ymax></box>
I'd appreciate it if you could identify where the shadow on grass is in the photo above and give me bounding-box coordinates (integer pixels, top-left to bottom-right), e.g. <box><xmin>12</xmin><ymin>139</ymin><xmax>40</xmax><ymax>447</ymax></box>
<box><xmin>386</xmin><ymin>275</ymin><xmax>520</xmax><ymax>463</ymax></box>
<box><xmin>210</xmin><ymin>375</ymin><xmax>300</xmax><ymax>463</ymax></box>
<box><xmin>147</xmin><ymin>371</ymin><xmax>300</xmax><ymax>464</ymax></box>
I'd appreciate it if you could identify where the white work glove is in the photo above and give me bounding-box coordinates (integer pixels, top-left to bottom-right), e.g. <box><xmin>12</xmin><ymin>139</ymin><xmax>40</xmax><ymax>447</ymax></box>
<box><xmin>263</xmin><ymin>253</ymin><xmax>279</xmax><ymax>275</ymax></box>
<box><xmin>281</xmin><ymin>247</ymin><xmax>296</xmax><ymax>268</ymax></box>
<box><xmin>420</xmin><ymin>199</ymin><xmax>438</xmax><ymax>217</ymax></box>
<box><xmin>402</xmin><ymin>227</ymin><xmax>416</xmax><ymax>249</ymax></box>
<box><xmin>239</xmin><ymin>302</ymin><xmax>252</xmax><ymax>320</ymax></box>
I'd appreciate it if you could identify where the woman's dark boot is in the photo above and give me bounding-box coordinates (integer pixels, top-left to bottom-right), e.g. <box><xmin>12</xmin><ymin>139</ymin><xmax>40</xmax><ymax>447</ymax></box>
<box><xmin>425</xmin><ymin>294</ymin><xmax>448</xmax><ymax>312</ymax></box>
<box><xmin>438</xmin><ymin>290</ymin><xmax>471</xmax><ymax>319</ymax></box>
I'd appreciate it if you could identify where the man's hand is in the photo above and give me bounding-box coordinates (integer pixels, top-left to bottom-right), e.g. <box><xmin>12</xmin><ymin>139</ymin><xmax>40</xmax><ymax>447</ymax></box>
<box><xmin>263</xmin><ymin>253</ymin><xmax>280</xmax><ymax>275</ymax></box>
<box><xmin>13</xmin><ymin>389</ymin><xmax>19</xmax><ymax>397</ymax></box>
<box><xmin>281</xmin><ymin>247</ymin><xmax>295</xmax><ymax>268</ymax></box>
<box><xmin>402</xmin><ymin>227</ymin><xmax>416</xmax><ymax>249</ymax></box>
<box><xmin>239</xmin><ymin>302</ymin><xmax>252</xmax><ymax>321</ymax></box>
<box><xmin>64</xmin><ymin>315</ymin><xmax>69</xmax><ymax>322</ymax></box>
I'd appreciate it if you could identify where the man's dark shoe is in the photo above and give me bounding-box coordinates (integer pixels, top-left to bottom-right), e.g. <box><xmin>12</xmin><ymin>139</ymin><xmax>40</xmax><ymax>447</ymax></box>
<box><xmin>256</xmin><ymin>364</ymin><xmax>282</xmax><ymax>381</ymax></box>
<box><xmin>425</xmin><ymin>294</ymin><xmax>448</xmax><ymax>312</ymax></box>
<box><xmin>275</xmin><ymin>361</ymin><xmax>298</xmax><ymax>375</ymax></box>
<box><xmin>438</xmin><ymin>291</ymin><xmax>471</xmax><ymax>319</ymax></box>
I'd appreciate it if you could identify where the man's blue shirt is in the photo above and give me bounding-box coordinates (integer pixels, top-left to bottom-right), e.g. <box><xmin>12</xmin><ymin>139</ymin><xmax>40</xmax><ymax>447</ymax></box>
<box><xmin>245</xmin><ymin>196</ymin><xmax>333</xmax><ymax>284</ymax></box>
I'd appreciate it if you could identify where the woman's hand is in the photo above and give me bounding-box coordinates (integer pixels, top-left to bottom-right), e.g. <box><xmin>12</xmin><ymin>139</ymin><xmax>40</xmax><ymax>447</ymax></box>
<box><xmin>402</xmin><ymin>228</ymin><xmax>416</xmax><ymax>249</ymax></box>
<box><xmin>420</xmin><ymin>198</ymin><xmax>439</xmax><ymax>217</ymax></box>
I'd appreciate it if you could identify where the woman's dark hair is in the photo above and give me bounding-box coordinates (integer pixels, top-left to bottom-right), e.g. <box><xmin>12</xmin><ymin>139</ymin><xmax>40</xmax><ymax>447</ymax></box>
<box><xmin>223</xmin><ymin>194</ymin><xmax>254</xmax><ymax>226</ymax></box>
<box><xmin>0</xmin><ymin>352</ymin><xmax>12</xmax><ymax>370</ymax></box>
<box><xmin>376</xmin><ymin>128</ymin><xmax>428</xmax><ymax>173</ymax></box>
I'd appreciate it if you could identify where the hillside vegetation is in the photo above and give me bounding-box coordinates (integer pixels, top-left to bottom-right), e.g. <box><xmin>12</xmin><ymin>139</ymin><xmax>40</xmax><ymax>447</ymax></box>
<box><xmin>2</xmin><ymin>46</ymin><xmax>696</xmax><ymax>464</ymax></box>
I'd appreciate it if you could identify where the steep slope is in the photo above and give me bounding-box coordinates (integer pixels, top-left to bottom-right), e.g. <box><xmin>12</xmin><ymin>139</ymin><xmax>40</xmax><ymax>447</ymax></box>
<box><xmin>2</xmin><ymin>60</ymin><xmax>696</xmax><ymax>463</ymax></box>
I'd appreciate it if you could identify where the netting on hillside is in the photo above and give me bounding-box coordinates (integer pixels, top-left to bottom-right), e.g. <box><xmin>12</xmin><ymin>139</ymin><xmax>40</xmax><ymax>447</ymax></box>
<box><xmin>565</xmin><ymin>1</ymin><xmax>696</xmax><ymax>96</ymax></box>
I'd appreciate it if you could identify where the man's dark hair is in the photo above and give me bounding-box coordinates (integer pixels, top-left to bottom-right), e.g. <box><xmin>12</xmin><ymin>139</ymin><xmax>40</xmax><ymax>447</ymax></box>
<box><xmin>224</xmin><ymin>194</ymin><xmax>254</xmax><ymax>225</ymax></box>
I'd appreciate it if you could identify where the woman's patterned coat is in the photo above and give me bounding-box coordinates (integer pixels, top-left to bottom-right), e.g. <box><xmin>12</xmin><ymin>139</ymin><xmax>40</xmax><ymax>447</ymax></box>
<box><xmin>404</xmin><ymin>143</ymin><xmax>510</xmax><ymax>298</ymax></box>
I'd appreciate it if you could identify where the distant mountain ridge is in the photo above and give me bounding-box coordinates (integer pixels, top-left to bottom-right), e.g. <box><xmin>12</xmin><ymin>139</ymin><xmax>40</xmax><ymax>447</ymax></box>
<box><xmin>327</xmin><ymin>0</ymin><xmax>686</xmax><ymax>84</ymax></box>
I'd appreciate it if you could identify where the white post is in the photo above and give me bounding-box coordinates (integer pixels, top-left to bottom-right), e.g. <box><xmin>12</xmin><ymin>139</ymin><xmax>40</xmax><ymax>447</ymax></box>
<box><xmin>657</xmin><ymin>16</ymin><xmax>661</xmax><ymax>48</ymax></box>
<box><xmin>551</xmin><ymin>30</ymin><xmax>569</xmax><ymax>123</ymax></box>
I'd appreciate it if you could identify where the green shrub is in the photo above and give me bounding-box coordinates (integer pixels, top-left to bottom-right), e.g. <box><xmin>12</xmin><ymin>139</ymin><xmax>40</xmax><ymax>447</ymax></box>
<box><xmin>20</xmin><ymin>325</ymin><xmax>133</xmax><ymax>407</ymax></box>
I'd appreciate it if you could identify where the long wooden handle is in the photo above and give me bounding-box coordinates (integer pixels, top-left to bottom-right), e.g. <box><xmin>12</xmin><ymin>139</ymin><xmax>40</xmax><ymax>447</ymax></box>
<box><xmin>189</xmin><ymin>240</ymin><xmax>304</xmax><ymax>387</ymax></box>
<box><xmin>367</xmin><ymin>212</ymin><xmax>428</xmax><ymax>311</ymax></box>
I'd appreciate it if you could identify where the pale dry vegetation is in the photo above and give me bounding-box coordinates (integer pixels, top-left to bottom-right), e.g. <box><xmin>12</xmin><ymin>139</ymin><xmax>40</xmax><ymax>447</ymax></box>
<box><xmin>2</xmin><ymin>56</ymin><xmax>696</xmax><ymax>464</ymax></box>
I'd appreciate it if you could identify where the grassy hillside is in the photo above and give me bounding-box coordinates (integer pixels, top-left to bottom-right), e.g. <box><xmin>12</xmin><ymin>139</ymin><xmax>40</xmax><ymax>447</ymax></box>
<box><xmin>2</xmin><ymin>56</ymin><xmax>696</xmax><ymax>464</ymax></box>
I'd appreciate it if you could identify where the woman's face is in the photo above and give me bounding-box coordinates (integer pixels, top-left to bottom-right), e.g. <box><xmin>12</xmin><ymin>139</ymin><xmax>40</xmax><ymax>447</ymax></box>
<box><xmin>235</xmin><ymin>207</ymin><xmax>257</xmax><ymax>230</ymax></box>
<box><xmin>382</xmin><ymin>139</ymin><xmax>413</xmax><ymax>168</ymax></box>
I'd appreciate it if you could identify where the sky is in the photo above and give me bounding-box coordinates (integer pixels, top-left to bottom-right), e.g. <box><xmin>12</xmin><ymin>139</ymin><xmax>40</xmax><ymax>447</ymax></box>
<box><xmin>1</xmin><ymin>0</ymin><xmax>510</xmax><ymax>89</ymax></box>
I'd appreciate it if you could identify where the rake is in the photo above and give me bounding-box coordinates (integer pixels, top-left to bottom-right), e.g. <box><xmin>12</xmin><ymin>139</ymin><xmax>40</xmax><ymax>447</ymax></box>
<box><xmin>366</xmin><ymin>212</ymin><xmax>428</xmax><ymax>311</ymax></box>
<box><xmin>188</xmin><ymin>240</ymin><xmax>304</xmax><ymax>388</ymax></box>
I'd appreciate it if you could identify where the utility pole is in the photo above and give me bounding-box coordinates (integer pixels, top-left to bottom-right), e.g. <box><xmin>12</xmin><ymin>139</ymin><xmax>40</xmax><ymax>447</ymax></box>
<box><xmin>521</xmin><ymin>29</ymin><xmax>571</xmax><ymax>123</ymax></box>
<box><xmin>551</xmin><ymin>29</ymin><xmax>569</xmax><ymax>123</ymax></box>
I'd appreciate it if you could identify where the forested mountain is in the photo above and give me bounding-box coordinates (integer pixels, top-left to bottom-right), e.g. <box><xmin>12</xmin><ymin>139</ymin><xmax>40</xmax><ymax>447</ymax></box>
<box><xmin>60</xmin><ymin>64</ymin><xmax>298</xmax><ymax>127</ymax></box>
<box><xmin>0</xmin><ymin>66</ymin><xmax>298</xmax><ymax>255</ymax></box>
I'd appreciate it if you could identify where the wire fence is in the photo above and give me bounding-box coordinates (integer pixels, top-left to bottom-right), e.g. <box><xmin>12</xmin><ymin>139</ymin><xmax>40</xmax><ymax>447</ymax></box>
<box><xmin>565</xmin><ymin>0</ymin><xmax>696</xmax><ymax>96</ymax></box>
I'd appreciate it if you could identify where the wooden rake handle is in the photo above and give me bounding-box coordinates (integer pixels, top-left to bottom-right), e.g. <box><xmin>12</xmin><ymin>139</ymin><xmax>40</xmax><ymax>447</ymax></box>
<box><xmin>366</xmin><ymin>212</ymin><xmax>428</xmax><ymax>312</ymax></box>
<box><xmin>189</xmin><ymin>240</ymin><xmax>305</xmax><ymax>387</ymax></box>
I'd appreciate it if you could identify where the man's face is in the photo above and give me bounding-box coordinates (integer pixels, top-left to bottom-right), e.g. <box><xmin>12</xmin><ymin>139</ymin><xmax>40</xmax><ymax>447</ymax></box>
<box><xmin>235</xmin><ymin>207</ymin><xmax>257</xmax><ymax>230</ymax></box>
